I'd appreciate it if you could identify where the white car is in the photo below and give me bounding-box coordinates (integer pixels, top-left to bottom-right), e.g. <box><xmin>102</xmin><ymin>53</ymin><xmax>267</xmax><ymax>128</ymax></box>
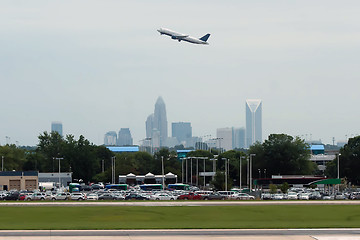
<box><xmin>86</xmin><ymin>193</ymin><xmax>98</xmax><ymax>200</ymax></box>
<box><xmin>149</xmin><ymin>193</ymin><xmax>176</xmax><ymax>200</ymax></box>
<box><xmin>231</xmin><ymin>193</ymin><xmax>255</xmax><ymax>200</ymax></box>
<box><xmin>273</xmin><ymin>194</ymin><xmax>284</xmax><ymax>200</ymax></box>
<box><xmin>287</xmin><ymin>192</ymin><xmax>298</xmax><ymax>200</ymax></box>
<box><xmin>70</xmin><ymin>192</ymin><xmax>86</xmax><ymax>201</ymax></box>
<box><xmin>298</xmin><ymin>193</ymin><xmax>310</xmax><ymax>200</ymax></box>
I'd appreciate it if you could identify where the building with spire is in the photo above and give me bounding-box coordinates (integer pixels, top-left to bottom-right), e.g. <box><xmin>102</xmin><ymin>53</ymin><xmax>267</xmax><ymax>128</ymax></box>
<box><xmin>245</xmin><ymin>99</ymin><xmax>262</xmax><ymax>148</ymax></box>
<box><xmin>145</xmin><ymin>96</ymin><xmax>168</xmax><ymax>147</ymax></box>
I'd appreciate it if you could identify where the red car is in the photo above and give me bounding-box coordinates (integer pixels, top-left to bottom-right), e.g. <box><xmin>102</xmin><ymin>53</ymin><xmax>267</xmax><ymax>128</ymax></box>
<box><xmin>177</xmin><ymin>192</ymin><xmax>202</xmax><ymax>200</ymax></box>
<box><xmin>19</xmin><ymin>193</ymin><xmax>27</xmax><ymax>201</ymax></box>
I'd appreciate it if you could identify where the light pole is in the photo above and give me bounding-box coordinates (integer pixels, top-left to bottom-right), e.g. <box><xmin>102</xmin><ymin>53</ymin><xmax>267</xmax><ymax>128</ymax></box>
<box><xmin>264</xmin><ymin>169</ymin><xmax>267</xmax><ymax>178</ymax></box>
<box><xmin>239</xmin><ymin>156</ymin><xmax>245</xmax><ymax>189</ymax></box>
<box><xmin>161</xmin><ymin>156</ymin><xmax>165</xmax><ymax>190</ymax></box>
<box><xmin>55</xmin><ymin>157</ymin><xmax>63</xmax><ymax>189</ymax></box>
<box><xmin>337</xmin><ymin>153</ymin><xmax>341</xmax><ymax>180</ymax></box>
<box><xmin>1</xmin><ymin>156</ymin><xmax>3</xmax><ymax>171</ymax></box>
<box><xmin>222</xmin><ymin>158</ymin><xmax>228</xmax><ymax>191</ymax></box>
<box><xmin>249</xmin><ymin>154</ymin><xmax>256</xmax><ymax>191</ymax></box>
<box><xmin>111</xmin><ymin>156</ymin><xmax>116</xmax><ymax>184</ymax></box>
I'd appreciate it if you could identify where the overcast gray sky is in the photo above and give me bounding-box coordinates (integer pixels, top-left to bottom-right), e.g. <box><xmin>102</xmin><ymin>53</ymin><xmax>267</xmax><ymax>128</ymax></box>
<box><xmin>1</xmin><ymin>0</ymin><xmax>360</xmax><ymax>146</ymax></box>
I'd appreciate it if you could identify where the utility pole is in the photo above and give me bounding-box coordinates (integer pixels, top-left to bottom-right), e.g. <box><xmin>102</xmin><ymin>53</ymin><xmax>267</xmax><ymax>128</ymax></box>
<box><xmin>1</xmin><ymin>156</ymin><xmax>4</xmax><ymax>171</ymax></box>
<box><xmin>249</xmin><ymin>154</ymin><xmax>256</xmax><ymax>191</ymax></box>
<box><xmin>54</xmin><ymin>157</ymin><xmax>64</xmax><ymax>189</ymax></box>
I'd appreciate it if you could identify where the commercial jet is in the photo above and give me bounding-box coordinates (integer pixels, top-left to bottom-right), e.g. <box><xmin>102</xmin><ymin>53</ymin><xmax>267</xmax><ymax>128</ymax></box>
<box><xmin>157</xmin><ymin>28</ymin><xmax>210</xmax><ymax>45</ymax></box>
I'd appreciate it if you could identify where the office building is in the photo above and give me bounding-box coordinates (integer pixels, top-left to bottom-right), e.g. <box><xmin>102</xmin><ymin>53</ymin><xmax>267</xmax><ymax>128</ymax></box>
<box><xmin>145</xmin><ymin>96</ymin><xmax>168</xmax><ymax>147</ymax></box>
<box><xmin>233</xmin><ymin>127</ymin><xmax>246</xmax><ymax>149</ymax></box>
<box><xmin>51</xmin><ymin>121</ymin><xmax>63</xmax><ymax>137</ymax></box>
<box><xmin>245</xmin><ymin>99</ymin><xmax>262</xmax><ymax>148</ymax></box>
<box><xmin>117</xmin><ymin>128</ymin><xmax>133</xmax><ymax>146</ymax></box>
<box><xmin>172</xmin><ymin>122</ymin><xmax>192</xmax><ymax>144</ymax></box>
<box><xmin>216</xmin><ymin>127</ymin><xmax>233</xmax><ymax>151</ymax></box>
<box><xmin>104</xmin><ymin>131</ymin><xmax>117</xmax><ymax>146</ymax></box>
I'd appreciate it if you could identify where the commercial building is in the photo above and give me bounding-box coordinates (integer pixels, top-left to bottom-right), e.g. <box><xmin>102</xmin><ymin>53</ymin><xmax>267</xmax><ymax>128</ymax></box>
<box><xmin>104</xmin><ymin>131</ymin><xmax>117</xmax><ymax>146</ymax></box>
<box><xmin>145</xmin><ymin>97</ymin><xmax>168</xmax><ymax>147</ymax></box>
<box><xmin>51</xmin><ymin>121</ymin><xmax>63</xmax><ymax>136</ymax></box>
<box><xmin>117</xmin><ymin>128</ymin><xmax>133</xmax><ymax>146</ymax></box>
<box><xmin>38</xmin><ymin>172</ymin><xmax>72</xmax><ymax>189</ymax></box>
<box><xmin>245</xmin><ymin>99</ymin><xmax>262</xmax><ymax>148</ymax></box>
<box><xmin>172</xmin><ymin>122</ymin><xmax>192</xmax><ymax>144</ymax></box>
<box><xmin>0</xmin><ymin>171</ymin><xmax>38</xmax><ymax>191</ymax></box>
<box><xmin>216</xmin><ymin>128</ymin><xmax>233</xmax><ymax>151</ymax></box>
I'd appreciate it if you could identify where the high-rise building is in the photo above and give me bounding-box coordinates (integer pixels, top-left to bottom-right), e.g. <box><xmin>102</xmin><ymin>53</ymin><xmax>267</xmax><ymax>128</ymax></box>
<box><xmin>51</xmin><ymin>121</ymin><xmax>63</xmax><ymax>137</ymax></box>
<box><xmin>172</xmin><ymin>122</ymin><xmax>192</xmax><ymax>144</ymax></box>
<box><xmin>245</xmin><ymin>99</ymin><xmax>262</xmax><ymax>148</ymax></box>
<box><xmin>145</xmin><ymin>97</ymin><xmax>168</xmax><ymax>147</ymax></box>
<box><xmin>233</xmin><ymin>127</ymin><xmax>246</xmax><ymax>149</ymax></box>
<box><xmin>104</xmin><ymin>131</ymin><xmax>117</xmax><ymax>146</ymax></box>
<box><xmin>216</xmin><ymin>128</ymin><xmax>233</xmax><ymax>151</ymax></box>
<box><xmin>153</xmin><ymin>96</ymin><xmax>168</xmax><ymax>146</ymax></box>
<box><xmin>145</xmin><ymin>114</ymin><xmax>154</xmax><ymax>139</ymax></box>
<box><xmin>117</xmin><ymin>128</ymin><xmax>133</xmax><ymax>146</ymax></box>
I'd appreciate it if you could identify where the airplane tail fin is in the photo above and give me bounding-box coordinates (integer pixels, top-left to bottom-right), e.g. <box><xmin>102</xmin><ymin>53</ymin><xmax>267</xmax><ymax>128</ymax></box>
<box><xmin>199</xmin><ymin>34</ymin><xmax>210</xmax><ymax>42</ymax></box>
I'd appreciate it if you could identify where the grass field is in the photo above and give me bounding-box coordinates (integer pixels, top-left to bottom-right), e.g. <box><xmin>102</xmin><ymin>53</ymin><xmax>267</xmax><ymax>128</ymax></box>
<box><xmin>1</xmin><ymin>205</ymin><xmax>360</xmax><ymax>229</ymax></box>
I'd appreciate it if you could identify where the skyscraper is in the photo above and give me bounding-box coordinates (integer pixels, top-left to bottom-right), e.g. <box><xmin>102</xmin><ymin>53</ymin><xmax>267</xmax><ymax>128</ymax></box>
<box><xmin>233</xmin><ymin>127</ymin><xmax>246</xmax><ymax>149</ymax></box>
<box><xmin>245</xmin><ymin>99</ymin><xmax>262</xmax><ymax>148</ymax></box>
<box><xmin>172</xmin><ymin>122</ymin><xmax>192</xmax><ymax>144</ymax></box>
<box><xmin>145</xmin><ymin>97</ymin><xmax>168</xmax><ymax>147</ymax></box>
<box><xmin>117</xmin><ymin>128</ymin><xmax>133</xmax><ymax>146</ymax></box>
<box><xmin>51</xmin><ymin>121</ymin><xmax>63</xmax><ymax>137</ymax></box>
<box><xmin>216</xmin><ymin>127</ymin><xmax>233</xmax><ymax>151</ymax></box>
<box><xmin>104</xmin><ymin>131</ymin><xmax>117</xmax><ymax>146</ymax></box>
<box><xmin>153</xmin><ymin>96</ymin><xmax>168</xmax><ymax>146</ymax></box>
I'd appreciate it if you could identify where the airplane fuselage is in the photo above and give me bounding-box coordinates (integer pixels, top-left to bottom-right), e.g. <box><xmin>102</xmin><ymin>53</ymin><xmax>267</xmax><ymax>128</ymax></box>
<box><xmin>157</xmin><ymin>28</ymin><xmax>209</xmax><ymax>45</ymax></box>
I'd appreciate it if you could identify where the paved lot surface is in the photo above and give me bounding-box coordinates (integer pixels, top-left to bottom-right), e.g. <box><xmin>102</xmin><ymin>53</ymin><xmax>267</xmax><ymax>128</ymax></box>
<box><xmin>0</xmin><ymin>229</ymin><xmax>360</xmax><ymax>240</ymax></box>
<box><xmin>0</xmin><ymin>200</ymin><xmax>360</xmax><ymax>207</ymax></box>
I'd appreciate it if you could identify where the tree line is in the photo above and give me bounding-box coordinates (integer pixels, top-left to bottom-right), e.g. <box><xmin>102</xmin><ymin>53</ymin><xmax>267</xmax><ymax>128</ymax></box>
<box><xmin>1</xmin><ymin>132</ymin><xmax>359</xmax><ymax>189</ymax></box>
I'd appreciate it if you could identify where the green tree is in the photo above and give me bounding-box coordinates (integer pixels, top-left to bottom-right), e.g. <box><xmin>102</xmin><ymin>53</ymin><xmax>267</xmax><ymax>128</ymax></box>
<box><xmin>279</xmin><ymin>182</ymin><xmax>289</xmax><ymax>194</ymax></box>
<box><xmin>269</xmin><ymin>184</ymin><xmax>278</xmax><ymax>194</ymax></box>
<box><xmin>210</xmin><ymin>171</ymin><xmax>232</xmax><ymax>191</ymax></box>
<box><xmin>0</xmin><ymin>144</ymin><xmax>27</xmax><ymax>171</ymax></box>
<box><xmin>249</xmin><ymin>134</ymin><xmax>315</xmax><ymax>177</ymax></box>
<box><xmin>326</xmin><ymin>136</ymin><xmax>360</xmax><ymax>185</ymax></box>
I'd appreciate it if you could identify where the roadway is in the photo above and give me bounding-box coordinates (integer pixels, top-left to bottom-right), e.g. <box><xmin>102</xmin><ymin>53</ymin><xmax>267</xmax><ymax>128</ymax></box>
<box><xmin>0</xmin><ymin>200</ymin><xmax>360</xmax><ymax>206</ymax></box>
<box><xmin>0</xmin><ymin>229</ymin><xmax>360</xmax><ymax>240</ymax></box>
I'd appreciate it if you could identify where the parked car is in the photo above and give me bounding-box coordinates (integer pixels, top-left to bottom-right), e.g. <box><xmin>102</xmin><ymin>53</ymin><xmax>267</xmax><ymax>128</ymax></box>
<box><xmin>98</xmin><ymin>193</ymin><xmax>116</xmax><ymax>200</ymax></box>
<box><xmin>335</xmin><ymin>193</ymin><xmax>346</xmax><ymax>200</ymax></box>
<box><xmin>3</xmin><ymin>191</ymin><xmax>20</xmax><ymax>201</ymax></box>
<box><xmin>70</xmin><ymin>192</ymin><xmax>86</xmax><ymax>201</ymax></box>
<box><xmin>232</xmin><ymin>193</ymin><xmax>255</xmax><ymax>200</ymax></box>
<box><xmin>25</xmin><ymin>192</ymin><xmax>46</xmax><ymax>201</ymax></box>
<box><xmin>202</xmin><ymin>192</ymin><xmax>226</xmax><ymax>200</ymax></box>
<box><xmin>287</xmin><ymin>192</ymin><xmax>298</xmax><ymax>200</ymax></box>
<box><xmin>298</xmin><ymin>193</ymin><xmax>310</xmax><ymax>200</ymax></box>
<box><xmin>177</xmin><ymin>192</ymin><xmax>202</xmax><ymax>200</ymax></box>
<box><xmin>218</xmin><ymin>191</ymin><xmax>237</xmax><ymax>199</ymax></box>
<box><xmin>125</xmin><ymin>193</ymin><xmax>149</xmax><ymax>200</ymax></box>
<box><xmin>86</xmin><ymin>193</ymin><xmax>99</xmax><ymax>200</ymax></box>
<box><xmin>52</xmin><ymin>192</ymin><xmax>70</xmax><ymax>201</ymax></box>
<box><xmin>261</xmin><ymin>193</ymin><xmax>272</xmax><ymax>200</ymax></box>
<box><xmin>149</xmin><ymin>193</ymin><xmax>176</xmax><ymax>200</ymax></box>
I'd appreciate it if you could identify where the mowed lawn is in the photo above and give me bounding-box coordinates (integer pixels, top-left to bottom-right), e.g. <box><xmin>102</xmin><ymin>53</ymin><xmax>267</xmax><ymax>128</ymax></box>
<box><xmin>1</xmin><ymin>205</ymin><xmax>360</xmax><ymax>229</ymax></box>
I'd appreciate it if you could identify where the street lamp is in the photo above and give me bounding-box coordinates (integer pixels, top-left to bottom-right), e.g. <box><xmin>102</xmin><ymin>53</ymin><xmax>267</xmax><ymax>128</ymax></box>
<box><xmin>239</xmin><ymin>156</ymin><xmax>245</xmax><ymax>189</ymax></box>
<box><xmin>222</xmin><ymin>158</ymin><xmax>229</xmax><ymax>191</ymax></box>
<box><xmin>161</xmin><ymin>156</ymin><xmax>165</xmax><ymax>190</ymax></box>
<box><xmin>1</xmin><ymin>156</ymin><xmax>4</xmax><ymax>171</ymax></box>
<box><xmin>54</xmin><ymin>157</ymin><xmax>64</xmax><ymax>189</ymax></box>
<box><xmin>249</xmin><ymin>154</ymin><xmax>256</xmax><ymax>191</ymax></box>
<box><xmin>337</xmin><ymin>153</ymin><xmax>341</xmax><ymax>179</ymax></box>
<box><xmin>111</xmin><ymin>156</ymin><xmax>116</xmax><ymax>184</ymax></box>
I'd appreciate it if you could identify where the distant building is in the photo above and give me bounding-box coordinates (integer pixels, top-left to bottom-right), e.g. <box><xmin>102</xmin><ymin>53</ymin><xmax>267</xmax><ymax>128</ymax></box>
<box><xmin>117</xmin><ymin>128</ymin><xmax>133</xmax><ymax>146</ymax></box>
<box><xmin>233</xmin><ymin>127</ymin><xmax>246</xmax><ymax>149</ymax></box>
<box><xmin>172</xmin><ymin>122</ymin><xmax>192</xmax><ymax>144</ymax></box>
<box><xmin>216</xmin><ymin>128</ymin><xmax>233</xmax><ymax>151</ymax></box>
<box><xmin>145</xmin><ymin>96</ymin><xmax>168</xmax><ymax>147</ymax></box>
<box><xmin>104</xmin><ymin>131</ymin><xmax>117</xmax><ymax>146</ymax></box>
<box><xmin>245</xmin><ymin>99</ymin><xmax>262</xmax><ymax>148</ymax></box>
<box><xmin>51</xmin><ymin>121</ymin><xmax>63</xmax><ymax>137</ymax></box>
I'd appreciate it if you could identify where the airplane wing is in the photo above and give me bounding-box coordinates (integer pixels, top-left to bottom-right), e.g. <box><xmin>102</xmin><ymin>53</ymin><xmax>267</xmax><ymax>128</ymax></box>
<box><xmin>171</xmin><ymin>34</ymin><xmax>189</xmax><ymax>39</ymax></box>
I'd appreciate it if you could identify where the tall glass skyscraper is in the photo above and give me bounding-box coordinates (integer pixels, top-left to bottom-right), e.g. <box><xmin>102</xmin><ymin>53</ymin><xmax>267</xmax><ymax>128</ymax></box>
<box><xmin>145</xmin><ymin>96</ymin><xmax>168</xmax><ymax>147</ymax></box>
<box><xmin>245</xmin><ymin>99</ymin><xmax>262</xmax><ymax>148</ymax></box>
<box><xmin>117</xmin><ymin>128</ymin><xmax>133</xmax><ymax>146</ymax></box>
<box><xmin>172</xmin><ymin>122</ymin><xmax>192</xmax><ymax>144</ymax></box>
<box><xmin>104</xmin><ymin>131</ymin><xmax>117</xmax><ymax>146</ymax></box>
<box><xmin>51</xmin><ymin>121</ymin><xmax>63</xmax><ymax>137</ymax></box>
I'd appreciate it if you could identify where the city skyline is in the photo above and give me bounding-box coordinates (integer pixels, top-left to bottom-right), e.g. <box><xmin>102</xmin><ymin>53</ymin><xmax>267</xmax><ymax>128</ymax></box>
<box><xmin>1</xmin><ymin>1</ymin><xmax>360</xmax><ymax>146</ymax></box>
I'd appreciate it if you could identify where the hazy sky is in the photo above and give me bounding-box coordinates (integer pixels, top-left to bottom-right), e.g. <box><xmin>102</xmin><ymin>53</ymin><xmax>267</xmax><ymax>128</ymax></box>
<box><xmin>1</xmin><ymin>0</ymin><xmax>360</xmax><ymax>146</ymax></box>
